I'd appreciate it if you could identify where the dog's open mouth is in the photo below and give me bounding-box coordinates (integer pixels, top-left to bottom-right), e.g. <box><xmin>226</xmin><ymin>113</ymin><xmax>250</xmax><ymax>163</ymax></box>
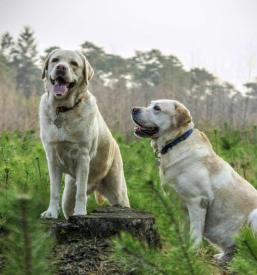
<box><xmin>50</xmin><ymin>77</ymin><xmax>76</xmax><ymax>97</ymax></box>
<box><xmin>133</xmin><ymin>120</ymin><xmax>159</xmax><ymax>138</ymax></box>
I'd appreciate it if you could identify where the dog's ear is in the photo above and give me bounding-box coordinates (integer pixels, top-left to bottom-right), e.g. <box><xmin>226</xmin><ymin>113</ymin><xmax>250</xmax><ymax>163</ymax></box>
<box><xmin>175</xmin><ymin>103</ymin><xmax>192</xmax><ymax>128</ymax></box>
<box><xmin>77</xmin><ymin>52</ymin><xmax>94</xmax><ymax>85</ymax></box>
<box><xmin>41</xmin><ymin>49</ymin><xmax>58</xmax><ymax>79</ymax></box>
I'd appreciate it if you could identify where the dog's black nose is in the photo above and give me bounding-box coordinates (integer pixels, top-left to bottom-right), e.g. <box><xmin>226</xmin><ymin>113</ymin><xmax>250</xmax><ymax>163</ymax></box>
<box><xmin>131</xmin><ymin>107</ymin><xmax>141</xmax><ymax>115</ymax></box>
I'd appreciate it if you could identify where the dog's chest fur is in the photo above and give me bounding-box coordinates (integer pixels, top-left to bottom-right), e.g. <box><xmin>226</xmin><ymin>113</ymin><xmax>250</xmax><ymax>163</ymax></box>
<box><xmin>159</xmin><ymin>141</ymin><xmax>213</xmax><ymax>199</ymax></box>
<box><xmin>40</xmin><ymin>93</ymin><xmax>99</xmax><ymax>177</ymax></box>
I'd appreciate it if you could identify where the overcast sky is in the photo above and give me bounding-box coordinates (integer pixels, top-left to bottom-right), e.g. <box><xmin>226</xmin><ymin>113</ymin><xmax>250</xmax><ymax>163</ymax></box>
<box><xmin>1</xmin><ymin>0</ymin><xmax>257</xmax><ymax>89</ymax></box>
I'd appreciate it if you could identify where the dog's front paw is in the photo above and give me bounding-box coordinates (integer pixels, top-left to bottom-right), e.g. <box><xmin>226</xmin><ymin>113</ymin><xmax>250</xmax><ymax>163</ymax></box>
<box><xmin>73</xmin><ymin>210</ymin><xmax>87</xmax><ymax>216</ymax></box>
<box><xmin>73</xmin><ymin>207</ymin><xmax>87</xmax><ymax>216</ymax></box>
<box><xmin>214</xmin><ymin>252</ymin><xmax>224</xmax><ymax>261</ymax></box>
<box><xmin>40</xmin><ymin>208</ymin><xmax>59</xmax><ymax>219</ymax></box>
<box><xmin>214</xmin><ymin>252</ymin><xmax>228</xmax><ymax>266</ymax></box>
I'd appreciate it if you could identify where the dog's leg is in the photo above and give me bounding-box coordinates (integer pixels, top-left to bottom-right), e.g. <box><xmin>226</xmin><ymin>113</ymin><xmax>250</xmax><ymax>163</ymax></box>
<box><xmin>62</xmin><ymin>174</ymin><xmax>76</xmax><ymax>219</ymax></box>
<box><xmin>214</xmin><ymin>245</ymin><xmax>236</xmax><ymax>266</ymax></box>
<box><xmin>73</xmin><ymin>153</ymin><xmax>90</xmax><ymax>216</ymax></box>
<box><xmin>187</xmin><ymin>197</ymin><xmax>208</xmax><ymax>248</ymax></box>
<box><xmin>97</xmin><ymin>153</ymin><xmax>130</xmax><ymax>208</ymax></box>
<box><xmin>41</xmin><ymin>149</ymin><xmax>62</xmax><ymax>219</ymax></box>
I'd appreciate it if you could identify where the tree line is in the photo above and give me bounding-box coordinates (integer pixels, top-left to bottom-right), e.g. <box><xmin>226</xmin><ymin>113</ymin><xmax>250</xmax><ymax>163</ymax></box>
<box><xmin>0</xmin><ymin>26</ymin><xmax>256</xmax><ymax>133</ymax></box>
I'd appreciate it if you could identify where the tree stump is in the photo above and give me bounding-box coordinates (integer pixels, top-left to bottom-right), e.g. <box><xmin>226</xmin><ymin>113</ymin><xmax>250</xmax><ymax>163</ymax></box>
<box><xmin>45</xmin><ymin>206</ymin><xmax>161</xmax><ymax>274</ymax></box>
<box><xmin>50</xmin><ymin>206</ymin><xmax>160</xmax><ymax>247</ymax></box>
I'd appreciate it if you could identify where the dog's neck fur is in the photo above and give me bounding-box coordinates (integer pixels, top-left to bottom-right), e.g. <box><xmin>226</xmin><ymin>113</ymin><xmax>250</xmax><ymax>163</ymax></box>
<box><xmin>152</xmin><ymin>121</ymin><xmax>194</xmax><ymax>156</ymax></box>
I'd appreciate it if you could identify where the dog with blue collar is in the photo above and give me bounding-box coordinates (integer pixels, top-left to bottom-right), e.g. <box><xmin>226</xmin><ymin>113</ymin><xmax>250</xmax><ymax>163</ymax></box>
<box><xmin>131</xmin><ymin>99</ymin><xmax>257</xmax><ymax>265</ymax></box>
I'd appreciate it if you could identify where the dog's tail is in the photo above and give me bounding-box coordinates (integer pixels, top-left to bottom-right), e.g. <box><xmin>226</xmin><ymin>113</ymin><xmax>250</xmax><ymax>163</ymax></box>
<box><xmin>248</xmin><ymin>208</ymin><xmax>257</xmax><ymax>232</ymax></box>
<box><xmin>94</xmin><ymin>191</ymin><xmax>106</xmax><ymax>205</ymax></box>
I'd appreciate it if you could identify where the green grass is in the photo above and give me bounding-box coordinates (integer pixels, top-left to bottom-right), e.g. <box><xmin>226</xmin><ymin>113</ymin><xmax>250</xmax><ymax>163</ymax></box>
<box><xmin>0</xmin><ymin>127</ymin><xmax>257</xmax><ymax>274</ymax></box>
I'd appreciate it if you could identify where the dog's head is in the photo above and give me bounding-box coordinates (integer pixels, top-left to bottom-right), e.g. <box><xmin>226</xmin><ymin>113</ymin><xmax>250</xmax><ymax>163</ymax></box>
<box><xmin>131</xmin><ymin>100</ymin><xmax>192</xmax><ymax>139</ymax></box>
<box><xmin>42</xmin><ymin>49</ymin><xmax>94</xmax><ymax>99</ymax></box>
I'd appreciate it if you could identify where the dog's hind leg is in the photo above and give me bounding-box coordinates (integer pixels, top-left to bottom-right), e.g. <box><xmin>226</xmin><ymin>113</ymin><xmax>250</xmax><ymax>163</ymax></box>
<box><xmin>62</xmin><ymin>174</ymin><xmax>76</xmax><ymax>219</ymax></box>
<box><xmin>97</xmin><ymin>152</ymin><xmax>130</xmax><ymax>208</ymax></box>
<box><xmin>214</xmin><ymin>245</ymin><xmax>236</xmax><ymax>266</ymax></box>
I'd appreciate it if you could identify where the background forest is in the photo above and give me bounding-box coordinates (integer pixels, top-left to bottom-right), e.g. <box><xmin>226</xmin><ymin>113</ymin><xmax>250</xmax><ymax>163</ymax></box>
<box><xmin>1</xmin><ymin>26</ymin><xmax>257</xmax><ymax>134</ymax></box>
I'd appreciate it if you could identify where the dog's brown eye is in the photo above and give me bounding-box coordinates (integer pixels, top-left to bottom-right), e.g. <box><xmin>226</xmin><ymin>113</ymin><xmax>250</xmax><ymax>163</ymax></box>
<box><xmin>70</xmin><ymin>60</ymin><xmax>78</xmax><ymax>67</ymax></box>
<box><xmin>51</xmin><ymin>58</ymin><xmax>59</xmax><ymax>63</ymax></box>
<box><xmin>153</xmin><ymin>105</ymin><xmax>161</xmax><ymax>111</ymax></box>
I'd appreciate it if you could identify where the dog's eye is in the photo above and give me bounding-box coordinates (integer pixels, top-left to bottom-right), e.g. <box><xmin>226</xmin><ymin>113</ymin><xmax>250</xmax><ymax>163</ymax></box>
<box><xmin>51</xmin><ymin>58</ymin><xmax>59</xmax><ymax>63</ymax></box>
<box><xmin>153</xmin><ymin>105</ymin><xmax>161</xmax><ymax>111</ymax></box>
<box><xmin>70</xmin><ymin>60</ymin><xmax>78</xmax><ymax>67</ymax></box>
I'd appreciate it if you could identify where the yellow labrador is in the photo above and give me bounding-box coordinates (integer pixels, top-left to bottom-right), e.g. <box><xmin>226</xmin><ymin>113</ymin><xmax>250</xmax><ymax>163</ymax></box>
<box><xmin>131</xmin><ymin>99</ymin><xmax>257</xmax><ymax>262</ymax></box>
<box><xmin>40</xmin><ymin>49</ymin><xmax>130</xmax><ymax>219</ymax></box>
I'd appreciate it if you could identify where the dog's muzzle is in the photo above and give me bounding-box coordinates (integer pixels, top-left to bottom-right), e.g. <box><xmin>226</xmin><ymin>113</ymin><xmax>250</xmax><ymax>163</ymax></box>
<box><xmin>131</xmin><ymin>110</ymin><xmax>159</xmax><ymax>138</ymax></box>
<box><xmin>50</xmin><ymin>74</ymin><xmax>76</xmax><ymax>97</ymax></box>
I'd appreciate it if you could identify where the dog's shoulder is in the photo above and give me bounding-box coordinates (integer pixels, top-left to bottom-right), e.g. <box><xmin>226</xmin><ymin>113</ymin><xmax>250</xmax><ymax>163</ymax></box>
<box><xmin>193</xmin><ymin>129</ymin><xmax>213</xmax><ymax>149</ymax></box>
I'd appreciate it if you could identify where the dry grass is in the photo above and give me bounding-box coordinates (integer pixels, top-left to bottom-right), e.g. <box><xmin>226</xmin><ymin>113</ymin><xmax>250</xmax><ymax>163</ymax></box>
<box><xmin>0</xmin><ymin>79</ymin><xmax>256</xmax><ymax>135</ymax></box>
<box><xmin>0</xmin><ymin>83</ymin><xmax>39</xmax><ymax>132</ymax></box>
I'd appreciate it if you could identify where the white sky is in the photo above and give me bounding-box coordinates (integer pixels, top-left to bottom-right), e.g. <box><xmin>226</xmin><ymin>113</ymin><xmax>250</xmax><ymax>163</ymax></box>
<box><xmin>1</xmin><ymin>0</ymin><xmax>257</xmax><ymax>90</ymax></box>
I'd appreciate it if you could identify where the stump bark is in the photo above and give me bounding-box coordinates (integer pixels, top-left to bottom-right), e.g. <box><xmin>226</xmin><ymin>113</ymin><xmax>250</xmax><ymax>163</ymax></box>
<box><xmin>44</xmin><ymin>206</ymin><xmax>161</xmax><ymax>274</ymax></box>
<box><xmin>50</xmin><ymin>206</ymin><xmax>160</xmax><ymax>247</ymax></box>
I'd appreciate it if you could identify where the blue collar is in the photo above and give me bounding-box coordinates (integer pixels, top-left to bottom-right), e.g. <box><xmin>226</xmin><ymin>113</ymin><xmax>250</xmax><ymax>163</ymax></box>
<box><xmin>160</xmin><ymin>129</ymin><xmax>194</xmax><ymax>155</ymax></box>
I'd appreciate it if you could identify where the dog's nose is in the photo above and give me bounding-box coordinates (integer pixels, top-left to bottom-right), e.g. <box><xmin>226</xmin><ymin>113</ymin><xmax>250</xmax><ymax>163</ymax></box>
<box><xmin>131</xmin><ymin>107</ymin><xmax>141</xmax><ymax>115</ymax></box>
<box><xmin>56</xmin><ymin>64</ymin><xmax>67</xmax><ymax>72</ymax></box>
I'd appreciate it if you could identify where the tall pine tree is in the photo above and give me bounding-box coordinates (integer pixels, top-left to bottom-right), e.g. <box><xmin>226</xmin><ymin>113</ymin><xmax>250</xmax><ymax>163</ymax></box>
<box><xmin>9</xmin><ymin>27</ymin><xmax>42</xmax><ymax>97</ymax></box>
<box><xmin>0</xmin><ymin>32</ymin><xmax>14</xmax><ymax>61</ymax></box>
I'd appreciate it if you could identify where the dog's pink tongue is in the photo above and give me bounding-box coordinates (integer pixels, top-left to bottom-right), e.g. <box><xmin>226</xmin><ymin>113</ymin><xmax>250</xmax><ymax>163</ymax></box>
<box><xmin>53</xmin><ymin>84</ymin><xmax>68</xmax><ymax>95</ymax></box>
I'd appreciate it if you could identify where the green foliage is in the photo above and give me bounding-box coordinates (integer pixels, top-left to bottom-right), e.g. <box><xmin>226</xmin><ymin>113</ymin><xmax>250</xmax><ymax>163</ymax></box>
<box><xmin>0</xmin><ymin>132</ymin><xmax>53</xmax><ymax>274</ymax></box>
<box><xmin>229</xmin><ymin>227</ymin><xmax>257</xmax><ymax>274</ymax></box>
<box><xmin>0</xmin><ymin>193</ymin><xmax>53</xmax><ymax>275</ymax></box>
<box><xmin>0</xmin><ymin>128</ymin><xmax>257</xmax><ymax>274</ymax></box>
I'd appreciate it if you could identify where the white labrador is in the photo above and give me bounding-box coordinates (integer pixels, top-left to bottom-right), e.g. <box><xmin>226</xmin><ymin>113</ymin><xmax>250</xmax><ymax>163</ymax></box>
<box><xmin>131</xmin><ymin>99</ymin><xmax>257</xmax><ymax>262</ymax></box>
<box><xmin>40</xmin><ymin>49</ymin><xmax>130</xmax><ymax>219</ymax></box>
